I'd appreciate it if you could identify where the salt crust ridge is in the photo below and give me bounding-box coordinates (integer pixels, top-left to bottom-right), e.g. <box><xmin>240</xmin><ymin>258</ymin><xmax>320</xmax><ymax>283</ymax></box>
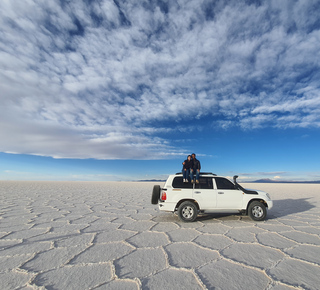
<box><xmin>0</xmin><ymin>181</ymin><xmax>320</xmax><ymax>289</ymax></box>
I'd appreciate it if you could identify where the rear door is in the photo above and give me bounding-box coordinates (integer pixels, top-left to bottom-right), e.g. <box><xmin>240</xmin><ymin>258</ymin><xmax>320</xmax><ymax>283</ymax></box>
<box><xmin>193</xmin><ymin>177</ymin><xmax>216</xmax><ymax>209</ymax></box>
<box><xmin>214</xmin><ymin>177</ymin><xmax>244</xmax><ymax>209</ymax></box>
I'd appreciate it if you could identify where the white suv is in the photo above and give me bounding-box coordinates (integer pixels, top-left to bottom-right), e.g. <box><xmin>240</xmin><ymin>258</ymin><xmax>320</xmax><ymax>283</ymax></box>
<box><xmin>151</xmin><ymin>173</ymin><xmax>273</xmax><ymax>222</ymax></box>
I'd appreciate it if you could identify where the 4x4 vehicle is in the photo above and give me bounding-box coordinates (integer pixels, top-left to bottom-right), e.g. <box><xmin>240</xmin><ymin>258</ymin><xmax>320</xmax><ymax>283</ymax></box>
<box><xmin>151</xmin><ymin>173</ymin><xmax>273</xmax><ymax>222</ymax></box>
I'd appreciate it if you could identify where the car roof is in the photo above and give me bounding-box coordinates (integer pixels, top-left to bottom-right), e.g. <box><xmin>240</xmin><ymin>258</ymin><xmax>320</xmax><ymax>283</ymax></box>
<box><xmin>174</xmin><ymin>172</ymin><xmax>217</xmax><ymax>176</ymax></box>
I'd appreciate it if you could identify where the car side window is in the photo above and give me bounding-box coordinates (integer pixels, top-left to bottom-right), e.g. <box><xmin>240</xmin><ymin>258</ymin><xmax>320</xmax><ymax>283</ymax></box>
<box><xmin>215</xmin><ymin>177</ymin><xmax>236</xmax><ymax>190</ymax></box>
<box><xmin>172</xmin><ymin>177</ymin><xmax>193</xmax><ymax>189</ymax></box>
<box><xmin>195</xmin><ymin>178</ymin><xmax>213</xmax><ymax>189</ymax></box>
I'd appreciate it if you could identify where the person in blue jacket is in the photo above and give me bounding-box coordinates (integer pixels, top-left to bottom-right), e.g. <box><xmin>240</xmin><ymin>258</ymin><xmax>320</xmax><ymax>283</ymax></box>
<box><xmin>190</xmin><ymin>153</ymin><xmax>201</xmax><ymax>183</ymax></box>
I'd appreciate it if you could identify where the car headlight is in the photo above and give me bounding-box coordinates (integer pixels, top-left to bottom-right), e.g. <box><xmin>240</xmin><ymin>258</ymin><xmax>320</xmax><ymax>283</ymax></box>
<box><xmin>266</xmin><ymin>193</ymin><xmax>271</xmax><ymax>200</ymax></box>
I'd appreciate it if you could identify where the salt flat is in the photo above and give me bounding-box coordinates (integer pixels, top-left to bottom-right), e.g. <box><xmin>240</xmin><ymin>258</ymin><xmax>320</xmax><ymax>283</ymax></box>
<box><xmin>1</xmin><ymin>181</ymin><xmax>320</xmax><ymax>289</ymax></box>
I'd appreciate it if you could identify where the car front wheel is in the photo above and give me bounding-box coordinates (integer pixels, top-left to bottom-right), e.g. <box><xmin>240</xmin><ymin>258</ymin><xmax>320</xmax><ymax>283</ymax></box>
<box><xmin>178</xmin><ymin>201</ymin><xmax>198</xmax><ymax>222</ymax></box>
<box><xmin>248</xmin><ymin>201</ymin><xmax>266</xmax><ymax>221</ymax></box>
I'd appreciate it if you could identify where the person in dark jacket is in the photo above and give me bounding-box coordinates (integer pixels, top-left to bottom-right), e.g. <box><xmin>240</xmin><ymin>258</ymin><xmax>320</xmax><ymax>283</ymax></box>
<box><xmin>190</xmin><ymin>153</ymin><xmax>201</xmax><ymax>183</ymax></box>
<box><xmin>182</xmin><ymin>155</ymin><xmax>192</xmax><ymax>182</ymax></box>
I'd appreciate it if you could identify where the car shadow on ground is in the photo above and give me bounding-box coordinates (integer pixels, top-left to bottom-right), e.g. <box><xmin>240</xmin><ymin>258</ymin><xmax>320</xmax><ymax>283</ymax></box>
<box><xmin>267</xmin><ymin>198</ymin><xmax>316</xmax><ymax>219</ymax></box>
<box><xmin>195</xmin><ymin>198</ymin><xmax>316</xmax><ymax>222</ymax></box>
<box><xmin>196</xmin><ymin>213</ymin><xmax>244</xmax><ymax>222</ymax></box>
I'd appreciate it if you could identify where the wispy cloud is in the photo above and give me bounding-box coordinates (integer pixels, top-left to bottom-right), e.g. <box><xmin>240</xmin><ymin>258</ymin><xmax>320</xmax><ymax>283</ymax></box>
<box><xmin>1</xmin><ymin>0</ymin><xmax>319</xmax><ymax>159</ymax></box>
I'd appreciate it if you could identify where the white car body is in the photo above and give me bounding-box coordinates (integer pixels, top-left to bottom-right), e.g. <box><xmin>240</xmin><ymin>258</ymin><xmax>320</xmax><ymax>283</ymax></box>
<box><xmin>153</xmin><ymin>173</ymin><xmax>273</xmax><ymax>222</ymax></box>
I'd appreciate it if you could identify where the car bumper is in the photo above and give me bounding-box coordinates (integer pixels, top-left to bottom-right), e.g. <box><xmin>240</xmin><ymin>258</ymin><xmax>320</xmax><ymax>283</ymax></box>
<box><xmin>267</xmin><ymin>200</ymin><xmax>273</xmax><ymax>210</ymax></box>
<box><xmin>158</xmin><ymin>201</ymin><xmax>176</xmax><ymax>212</ymax></box>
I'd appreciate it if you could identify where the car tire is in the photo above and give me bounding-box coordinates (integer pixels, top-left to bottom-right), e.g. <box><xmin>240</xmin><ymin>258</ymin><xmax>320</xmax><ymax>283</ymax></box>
<box><xmin>151</xmin><ymin>185</ymin><xmax>160</xmax><ymax>204</ymax></box>
<box><xmin>178</xmin><ymin>201</ymin><xmax>198</xmax><ymax>222</ymax></box>
<box><xmin>248</xmin><ymin>201</ymin><xmax>266</xmax><ymax>221</ymax></box>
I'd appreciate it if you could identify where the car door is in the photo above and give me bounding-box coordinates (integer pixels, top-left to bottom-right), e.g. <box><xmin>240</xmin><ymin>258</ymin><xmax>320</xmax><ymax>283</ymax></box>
<box><xmin>214</xmin><ymin>177</ymin><xmax>244</xmax><ymax>209</ymax></box>
<box><xmin>192</xmin><ymin>177</ymin><xmax>217</xmax><ymax>209</ymax></box>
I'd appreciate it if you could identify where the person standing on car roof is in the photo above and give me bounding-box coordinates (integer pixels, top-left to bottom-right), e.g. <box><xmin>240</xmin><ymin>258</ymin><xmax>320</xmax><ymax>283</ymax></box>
<box><xmin>190</xmin><ymin>153</ymin><xmax>201</xmax><ymax>183</ymax></box>
<box><xmin>182</xmin><ymin>155</ymin><xmax>192</xmax><ymax>182</ymax></box>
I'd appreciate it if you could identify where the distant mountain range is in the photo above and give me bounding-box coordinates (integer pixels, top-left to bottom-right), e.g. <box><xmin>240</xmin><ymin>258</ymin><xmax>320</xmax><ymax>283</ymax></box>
<box><xmin>252</xmin><ymin>178</ymin><xmax>320</xmax><ymax>184</ymax></box>
<box><xmin>137</xmin><ymin>179</ymin><xmax>166</xmax><ymax>182</ymax></box>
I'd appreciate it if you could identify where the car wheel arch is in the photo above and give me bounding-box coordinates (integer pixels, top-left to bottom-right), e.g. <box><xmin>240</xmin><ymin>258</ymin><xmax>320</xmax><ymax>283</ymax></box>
<box><xmin>175</xmin><ymin>199</ymin><xmax>200</xmax><ymax>211</ymax></box>
<box><xmin>246</xmin><ymin>198</ymin><xmax>268</xmax><ymax>215</ymax></box>
<box><xmin>246</xmin><ymin>199</ymin><xmax>268</xmax><ymax>215</ymax></box>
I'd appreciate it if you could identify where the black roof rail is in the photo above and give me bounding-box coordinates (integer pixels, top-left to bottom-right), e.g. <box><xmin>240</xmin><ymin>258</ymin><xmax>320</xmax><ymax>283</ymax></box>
<box><xmin>175</xmin><ymin>172</ymin><xmax>217</xmax><ymax>176</ymax></box>
<box><xmin>201</xmin><ymin>172</ymin><xmax>217</xmax><ymax>175</ymax></box>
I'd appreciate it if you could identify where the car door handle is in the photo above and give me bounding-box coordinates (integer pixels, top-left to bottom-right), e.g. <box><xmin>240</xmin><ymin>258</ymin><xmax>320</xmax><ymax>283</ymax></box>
<box><xmin>194</xmin><ymin>191</ymin><xmax>201</xmax><ymax>194</ymax></box>
<box><xmin>218</xmin><ymin>192</ymin><xmax>224</xmax><ymax>194</ymax></box>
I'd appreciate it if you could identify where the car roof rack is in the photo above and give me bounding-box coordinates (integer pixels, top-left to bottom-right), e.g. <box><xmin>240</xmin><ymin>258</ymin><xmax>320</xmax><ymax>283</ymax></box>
<box><xmin>175</xmin><ymin>172</ymin><xmax>217</xmax><ymax>176</ymax></box>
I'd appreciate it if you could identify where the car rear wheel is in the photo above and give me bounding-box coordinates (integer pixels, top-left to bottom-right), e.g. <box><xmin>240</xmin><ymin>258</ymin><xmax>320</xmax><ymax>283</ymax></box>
<box><xmin>248</xmin><ymin>201</ymin><xmax>266</xmax><ymax>221</ymax></box>
<box><xmin>151</xmin><ymin>185</ymin><xmax>160</xmax><ymax>204</ymax></box>
<box><xmin>178</xmin><ymin>201</ymin><xmax>198</xmax><ymax>222</ymax></box>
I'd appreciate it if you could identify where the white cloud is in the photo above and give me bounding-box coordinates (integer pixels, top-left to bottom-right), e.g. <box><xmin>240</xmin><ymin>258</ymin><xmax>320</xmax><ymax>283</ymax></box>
<box><xmin>0</xmin><ymin>0</ymin><xmax>320</xmax><ymax>159</ymax></box>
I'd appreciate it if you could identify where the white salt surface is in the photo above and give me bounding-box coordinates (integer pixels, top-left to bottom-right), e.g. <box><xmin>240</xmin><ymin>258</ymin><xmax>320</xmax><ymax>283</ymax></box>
<box><xmin>0</xmin><ymin>181</ymin><xmax>320</xmax><ymax>289</ymax></box>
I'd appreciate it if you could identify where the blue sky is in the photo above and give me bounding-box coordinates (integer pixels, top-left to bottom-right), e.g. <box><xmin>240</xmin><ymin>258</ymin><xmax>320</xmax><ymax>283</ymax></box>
<box><xmin>0</xmin><ymin>0</ymin><xmax>320</xmax><ymax>182</ymax></box>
